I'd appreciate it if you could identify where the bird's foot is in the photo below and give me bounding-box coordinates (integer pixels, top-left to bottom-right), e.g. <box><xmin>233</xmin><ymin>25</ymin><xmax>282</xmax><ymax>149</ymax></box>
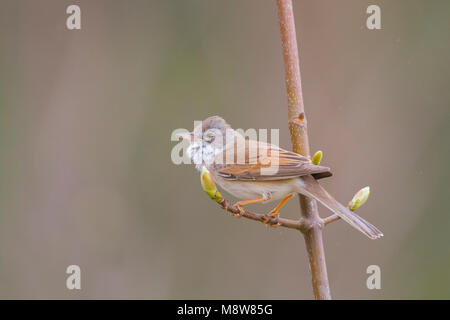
<box><xmin>232</xmin><ymin>204</ymin><xmax>245</xmax><ymax>218</ymax></box>
<box><xmin>262</xmin><ymin>211</ymin><xmax>281</xmax><ymax>228</ymax></box>
<box><xmin>268</xmin><ymin>211</ymin><xmax>280</xmax><ymax>219</ymax></box>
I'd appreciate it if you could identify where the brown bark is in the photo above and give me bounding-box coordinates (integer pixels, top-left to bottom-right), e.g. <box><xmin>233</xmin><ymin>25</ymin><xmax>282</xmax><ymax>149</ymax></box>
<box><xmin>276</xmin><ymin>0</ymin><xmax>331</xmax><ymax>300</ymax></box>
<box><xmin>217</xmin><ymin>198</ymin><xmax>309</xmax><ymax>232</ymax></box>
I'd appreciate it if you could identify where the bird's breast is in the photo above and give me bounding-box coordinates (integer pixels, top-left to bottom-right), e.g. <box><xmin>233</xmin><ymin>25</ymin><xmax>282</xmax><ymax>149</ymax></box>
<box><xmin>212</xmin><ymin>175</ymin><xmax>297</xmax><ymax>202</ymax></box>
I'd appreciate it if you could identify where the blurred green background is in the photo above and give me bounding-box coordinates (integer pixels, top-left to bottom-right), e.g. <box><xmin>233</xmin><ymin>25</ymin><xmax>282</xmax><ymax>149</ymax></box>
<box><xmin>0</xmin><ymin>0</ymin><xmax>448</xmax><ymax>299</ymax></box>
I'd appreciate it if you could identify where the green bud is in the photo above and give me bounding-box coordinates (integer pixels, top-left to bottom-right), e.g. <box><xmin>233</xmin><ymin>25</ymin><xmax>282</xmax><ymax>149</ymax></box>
<box><xmin>200</xmin><ymin>166</ymin><xmax>223</xmax><ymax>202</ymax></box>
<box><xmin>348</xmin><ymin>186</ymin><xmax>370</xmax><ymax>211</ymax></box>
<box><xmin>311</xmin><ymin>150</ymin><xmax>323</xmax><ymax>165</ymax></box>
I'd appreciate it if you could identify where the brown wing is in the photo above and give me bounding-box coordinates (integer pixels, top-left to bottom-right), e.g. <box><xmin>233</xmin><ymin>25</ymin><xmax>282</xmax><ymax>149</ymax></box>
<box><xmin>213</xmin><ymin>140</ymin><xmax>332</xmax><ymax>181</ymax></box>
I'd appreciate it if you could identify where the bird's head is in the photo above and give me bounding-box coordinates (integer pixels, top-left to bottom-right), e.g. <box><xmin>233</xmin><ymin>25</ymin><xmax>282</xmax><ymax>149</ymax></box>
<box><xmin>176</xmin><ymin>116</ymin><xmax>237</xmax><ymax>168</ymax></box>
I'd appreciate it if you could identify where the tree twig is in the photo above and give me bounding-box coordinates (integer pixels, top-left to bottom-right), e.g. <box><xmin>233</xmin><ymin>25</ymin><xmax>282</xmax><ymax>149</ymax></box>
<box><xmin>216</xmin><ymin>198</ymin><xmax>310</xmax><ymax>232</ymax></box>
<box><xmin>276</xmin><ymin>0</ymin><xmax>332</xmax><ymax>300</ymax></box>
<box><xmin>323</xmin><ymin>214</ymin><xmax>341</xmax><ymax>226</ymax></box>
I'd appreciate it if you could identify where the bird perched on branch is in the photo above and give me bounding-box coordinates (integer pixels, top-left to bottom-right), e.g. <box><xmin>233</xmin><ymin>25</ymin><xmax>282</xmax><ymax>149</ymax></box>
<box><xmin>177</xmin><ymin>116</ymin><xmax>382</xmax><ymax>239</ymax></box>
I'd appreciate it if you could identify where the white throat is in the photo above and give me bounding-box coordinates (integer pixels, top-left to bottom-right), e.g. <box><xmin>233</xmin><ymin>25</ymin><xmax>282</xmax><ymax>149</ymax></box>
<box><xmin>187</xmin><ymin>141</ymin><xmax>223</xmax><ymax>171</ymax></box>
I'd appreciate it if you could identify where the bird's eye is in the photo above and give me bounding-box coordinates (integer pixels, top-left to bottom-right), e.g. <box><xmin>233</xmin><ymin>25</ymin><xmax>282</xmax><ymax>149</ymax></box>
<box><xmin>204</xmin><ymin>132</ymin><xmax>215</xmax><ymax>142</ymax></box>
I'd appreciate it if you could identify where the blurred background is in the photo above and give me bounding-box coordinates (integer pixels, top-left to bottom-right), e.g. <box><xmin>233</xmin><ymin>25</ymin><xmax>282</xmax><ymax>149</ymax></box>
<box><xmin>0</xmin><ymin>0</ymin><xmax>448</xmax><ymax>299</ymax></box>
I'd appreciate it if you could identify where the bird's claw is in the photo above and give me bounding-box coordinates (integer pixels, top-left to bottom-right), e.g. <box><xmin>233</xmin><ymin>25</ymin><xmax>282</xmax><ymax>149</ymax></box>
<box><xmin>232</xmin><ymin>204</ymin><xmax>245</xmax><ymax>218</ymax></box>
<box><xmin>268</xmin><ymin>211</ymin><xmax>280</xmax><ymax>219</ymax></box>
<box><xmin>262</xmin><ymin>212</ymin><xmax>281</xmax><ymax>228</ymax></box>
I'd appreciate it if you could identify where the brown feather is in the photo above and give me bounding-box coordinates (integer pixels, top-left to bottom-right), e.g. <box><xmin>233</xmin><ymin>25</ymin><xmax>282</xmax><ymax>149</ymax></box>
<box><xmin>213</xmin><ymin>140</ymin><xmax>331</xmax><ymax>181</ymax></box>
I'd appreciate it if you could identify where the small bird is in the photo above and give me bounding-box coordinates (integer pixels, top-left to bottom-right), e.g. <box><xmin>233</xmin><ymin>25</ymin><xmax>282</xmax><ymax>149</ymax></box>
<box><xmin>177</xmin><ymin>116</ymin><xmax>383</xmax><ymax>239</ymax></box>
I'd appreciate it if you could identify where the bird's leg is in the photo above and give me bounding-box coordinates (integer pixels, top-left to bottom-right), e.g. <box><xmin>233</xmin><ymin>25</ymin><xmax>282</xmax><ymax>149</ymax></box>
<box><xmin>261</xmin><ymin>194</ymin><xmax>294</xmax><ymax>229</ymax></box>
<box><xmin>233</xmin><ymin>195</ymin><xmax>270</xmax><ymax>217</ymax></box>
<box><xmin>268</xmin><ymin>193</ymin><xmax>294</xmax><ymax>219</ymax></box>
<box><xmin>234</xmin><ymin>193</ymin><xmax>272</xmax><ymax>217</ymax></box>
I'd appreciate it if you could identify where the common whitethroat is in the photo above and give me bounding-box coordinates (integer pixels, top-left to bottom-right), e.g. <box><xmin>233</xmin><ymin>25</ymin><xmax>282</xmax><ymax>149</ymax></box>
<box><xmin>177</xmin><ymin>116</ymin><xmax>383</xmax><ymax>239</ymax></box>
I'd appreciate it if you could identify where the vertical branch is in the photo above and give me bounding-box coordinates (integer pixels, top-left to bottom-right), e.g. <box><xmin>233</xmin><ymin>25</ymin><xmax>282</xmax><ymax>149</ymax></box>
<box><xmin>276</xmin><ymin>0</ymin><xmax>332</xmax><ymax>300</ymax></box>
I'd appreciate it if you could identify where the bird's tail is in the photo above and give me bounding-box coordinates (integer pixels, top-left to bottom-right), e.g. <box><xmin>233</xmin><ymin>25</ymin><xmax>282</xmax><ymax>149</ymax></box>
<box><xmin>295</xmin><ymin>176</ymin><xmax>383</xmax><ymax>240</ymax></box>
